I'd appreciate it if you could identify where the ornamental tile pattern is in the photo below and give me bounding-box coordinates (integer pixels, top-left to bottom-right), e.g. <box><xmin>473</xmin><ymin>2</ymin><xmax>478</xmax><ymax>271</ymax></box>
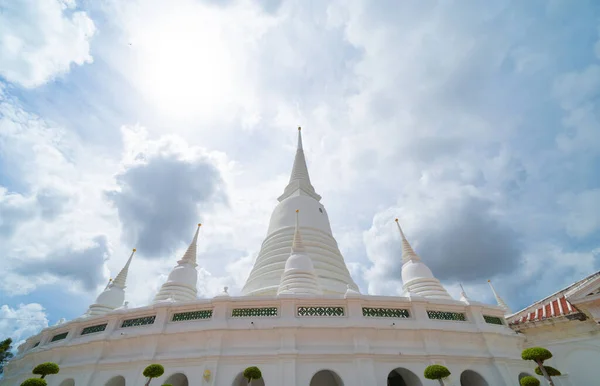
<box><xmin>427</xmin><ymin>310</ymin><xmax>467</xmax><ymax>321</ymax></box>
<box><xmin>362</xmin><ymin>307</ymin><xmax>410</xmax><ymax>318</ymax></box>
<box><xmin>483</xmin><ymin>315</ymin><xmax>504</xmax><ymax>325</ymax></box>
<box><xmin>50</xmin><ymin>332</ymin><xmax>68</xmax><ymax>342</ymax></box>
<box><xmin>81</xmin><ymin>323</ymin><xmax>108</xmax><ymax>335</ymax></box>
<box><xmin>121</xmin><ymin>315</ymin><xmax>156</xmax><ymax>328</ymax></box>
<box><xmin>231</xmin><ymin>307</ymin><xmax>278</xmax><ymax>318</ymax></box>
<box><xmin>297</xmin><ymin>306</ymin><xmax>345</xmax><ymax>317</ymax></box>
<box><xmin>172</xmin><ymin>310</ymin><xmax>213</xmax><ymax>321</ymax></box>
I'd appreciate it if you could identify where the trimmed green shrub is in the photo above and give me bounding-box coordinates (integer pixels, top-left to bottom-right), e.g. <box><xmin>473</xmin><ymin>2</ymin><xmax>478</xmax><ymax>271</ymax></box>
<box><xmin>20</xmin><ymin>379</ymin><xmax>47</xmax><ymax>386</ymax></box>
<box><xmin>143</xmin><ymin>364</ymin><xmax>164</xmax><ymax>386</ymax></box>
<box><xmin>161</xmin><ymin>384</ymin><xmax>173</xmax><ymax>386</ymax></box>
<box><xmin>534</xmin><ymin>366</ymin><xmax>561</xmax><ymax>377</ymax></box>
<box><xmin>424</xmin><ymin>365</ymin><xmax>451</xmax><ymax>385</ymax></box>
<box><xmin>32</xmin><ymin>363</ymin><xmax>59</xmax><ymax>379</ymax></box>
<box><xmin>521</xmin><ymin>347</ymin><xmax>558</xmax><ymax>386</ymax></box>
<box><xmin>522</xmin><ymin>347</ymin><xmax>553</xmax><ymax>362</ymax></box>
<box><xmin>519</xmin><ymin>376</ymin><xmax>540</xmax><ymax>386</ymax></box>
<box><xmin>243</xmin><ymin>366</ymin><xmax>262</xmax><ymax>383</ymax></box>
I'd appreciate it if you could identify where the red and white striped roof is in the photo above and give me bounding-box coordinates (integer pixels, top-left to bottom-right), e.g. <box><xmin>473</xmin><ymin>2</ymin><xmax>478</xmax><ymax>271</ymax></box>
<box><xmin>508</xmin><ymin>295</ymin><xmax>576</xmax><ymax>325</ymax></box>
<box><xmin>507</xmin><ymin>271</ymin><xmax>600</xmax><ymax>326</ymax></box>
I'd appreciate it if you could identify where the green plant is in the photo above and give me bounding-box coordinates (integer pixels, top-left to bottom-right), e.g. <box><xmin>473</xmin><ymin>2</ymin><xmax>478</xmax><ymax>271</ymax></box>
<box><xmin>424</xmin><ymin>364</ymin><xmax>451</xmax><ymax>386</ymax></box>
<box><xmin>161</xmin><ymin>384</ymin><xmax>173</xmax><ymax>386</ymax></box>
<box><xmin>0</xmin><ymin>338</ymin><xmax>14</xmax><ymax>375</ymax></box>
<box><xmin>143</xmin><ymin>364</ymin><xmax>164</xmax><ymax>386</ymax></box>
<box><xmin>519</xmin><ymin>376</ymin><xmax>540</xmax><ymax>386</ymax></box>
<box><xmin>243</xmin><ymin>366</ymin><xmax>262</xmax><ymax>384</ymax></box>
<box><xmin>32</xmin><ymin>362</ymin><xmax>59</xmax><ymax>379</ymax></box>
<box><xmin>534</xmin><ymin>366</ymin><xmax>561</xmax><ymax>377</ymax></box>
<box><xmin>20</xmin><ymin>379</ymin><xmax>47</xmax><ymax>386</ymax></box>
<box><xmin>522</xmin><ymin>347</ymin><xmax>559</xmax><ymax>386</ymax></box>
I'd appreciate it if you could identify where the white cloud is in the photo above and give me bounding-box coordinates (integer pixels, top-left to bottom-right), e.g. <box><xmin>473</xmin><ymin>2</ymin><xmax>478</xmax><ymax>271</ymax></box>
<box><xmin>0</xmin><ymin>304</ymin><xmax>48</xmax><ymax>348</ymax></box>
<box><xmin>0</xmin><ymin>0</ymin><xmax>95</xmax><ymax>88</ymax></box>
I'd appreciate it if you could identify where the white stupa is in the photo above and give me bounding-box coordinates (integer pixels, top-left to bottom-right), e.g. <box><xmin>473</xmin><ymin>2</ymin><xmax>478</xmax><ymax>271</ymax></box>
<box><xmin>154</xmin><ymin>224</ymin><xmax>202</xmax><ymax>303</ymax></box>
<box><xmin>86</xmin><ymin>249</ymin><xmax>136</xmax><ymax>316</ymax></box>
<box><xmin>395</xmin><ymin>218</ymin><xmax>452</xmax><ymax>299</ymax></box>
<box><xmin>277</xmin><ymin>210</ymin><xmax>323</xmax><ymax>296</ymax></box>
<box><xmin>242</xmin><ymin>127</ymin><xmax>359</xmax><ymax>296</ymax></box>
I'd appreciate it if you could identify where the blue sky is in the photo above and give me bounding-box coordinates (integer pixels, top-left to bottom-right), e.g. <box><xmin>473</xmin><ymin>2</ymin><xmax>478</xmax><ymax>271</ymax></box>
<box><xmin>1</xmin><ymin>0</ymin><xmax>599</xmax><ymax>347</ymax></box>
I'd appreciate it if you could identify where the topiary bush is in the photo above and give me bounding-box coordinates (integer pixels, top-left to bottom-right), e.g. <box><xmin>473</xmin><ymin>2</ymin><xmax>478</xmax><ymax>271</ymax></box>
<box><xmin>161</xmin><ymin>384</ymin><xmax>173</xmax><ymax>386</ymax></box>
<box><xmin>143</xmin><ymin>364</ymin><xmax>165</xmax><ymax>386</ymax></box>
<box><xmin>534</xmin><ymin>366</ymin><xmax>561</xmax><ymax>377</ymax></box>
<box><xmin>521</xmin><ymin>347</ymin><xmax>559</xmax><ymax>386</ymax></box>
<box><xmin>32</xmin><ymin>362</ymin><xmax>59</xmax><ymax>379</ymax></box>
<box><xmin>243</xmin><ymin>366</ymin><xmax>262</xmax><ymax>384</ymax></box>
<box><xmin>20</xmin><ymin>379</ymin><xmax>47</xmax><ymax>386</ymax></box>
<box><xmin>522</xmin><ymin>347</ymin><xmax>553</xmax><ymax>362</ymax></box>
<box><xmin>424</xmin><ymin>365</ymin><xmax>451</xmax><ymax>386</ymax></box>
<box><xmin>519</xmin><ymin>376</ymin><xmax>540</xmax><ymax>386</ymax></box>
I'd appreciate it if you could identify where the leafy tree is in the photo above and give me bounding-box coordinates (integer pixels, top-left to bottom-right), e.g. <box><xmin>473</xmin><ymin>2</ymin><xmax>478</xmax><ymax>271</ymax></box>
<box><xmin>522</xmin><ymin>347</ymin><xmax>559</xmax><ymax>386</ymax></box>
<box><xmin>519</xmin><ymin>375</ymin><xmax>540</xmax><ymax>386</ymax></box>
<box><xmin>143</xmin><ymin>364</ymin><xmax>164</xmax><ymax>386</ymax></box>
<box><xmin>32</xmin><ymin>362</ymin><xmax>59</xmax><ymax>379</ymax></box>
<box><xmin>243</xmin><ymin>366</ymin><xmax>262</xmax><ymax>385</ymax></box>
<box><xmin>20</xmin><ymin>379</ymin><xmax>47</xmax><ymax>386</ymax></box>
<box><xmin>424</xmin><ymin>364</ymin><xmax>451</xmax><ymax>386</ymax></box>
<box><xmin>0</xmin><ymin>338</ymin><xmax>14</xmax><ymax>375</ymax></box>
<box><xmin>534</xmin><ymin>366</ymin><xmax>561</xmax><ymax>377</ymax></box>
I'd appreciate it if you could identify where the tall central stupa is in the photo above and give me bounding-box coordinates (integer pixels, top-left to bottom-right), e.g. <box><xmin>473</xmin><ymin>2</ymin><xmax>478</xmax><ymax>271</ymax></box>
<box><xmin>242</xmin><ymin>127</ymin><xmax>359</xmax><ymax>296</ymax></box>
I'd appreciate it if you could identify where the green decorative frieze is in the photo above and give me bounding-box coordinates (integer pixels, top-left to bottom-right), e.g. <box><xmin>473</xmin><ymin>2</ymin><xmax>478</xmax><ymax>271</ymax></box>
<box><xmin>172</xmin><ymin>309</ymin><xmax>213</xmax><ymax>322</ymax></box>
<box><xmin>50</xmin><ymin>332</ymin><xmax>68</xmax><ymax>342</ymax></box>
<box><xmin>483</xmin><ymin>315</ymin><xmax>504</xmax><ymax>325</ymax></box>
<box><xmin>81</xmin><ymin>323</ymin><xmax>108</xmax><ymax>335</ymax></box>
<box><xmin>427</xmin><ymin>310</ymin><xmax>466</xmax><ymax>321</ymax></box>
<box><xmin>121</xmin><ymin>315</ymin><xmax>156</xmax><ymax>328</ymax></box>
<box><xmin>231</xmin><ymin>307</ymin><xmax>278</xmax><ymax>318</ymax></box>
<box><xmin>362</xmin><ymin>307</ymin><xmax>410</xmax><ymax>318</ymax></box>
<box><xmin>297</xmin><ymin>306</ymin><xmax>345</xmax><ymax>317</ymax></box>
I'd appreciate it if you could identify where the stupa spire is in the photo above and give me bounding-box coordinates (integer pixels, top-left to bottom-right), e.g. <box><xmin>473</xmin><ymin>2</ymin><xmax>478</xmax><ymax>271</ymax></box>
<box><xmin>395</xmin><ymin>218</ymin><xmax>421</xmax><ymax>263</ymax></box>
<box><xmin>277</xmin><ymin>127</ymin><xmax>321</xmax><ymax>202</ymax></box>
<box><xmin>178</xmin><ymin>223</ymin><xmax>201</xmax><ymax>266</ymax></box>
<box><xmin>291</xmin><ymin>209</ymin><xmax>306</xmax><ymax>253</ymax></box>
<box><xmin>277</xmin><ymin>210</ymin><xmax>323</xmax><ymax>296</ymax></box>
<box><xmin>395</xmin><ymin>218</ymin><xmax>452</xmax><ymax>300</ymax></box>
<box><xmin>153</xmin><ymin>223</ymin><xmax>202</xmax><ymax>303</ymax></box>
<box><xmin>85</xmin><ymin>248</ymin><xmax>137</xmax><ymax>316</ymax></box>
<box><xmin>488</xmin><ymin>279</ymin><xmax>512</xmax><ymax>314</ymax></box>
<box><xmin>112</xmin><ymin>248</ymin><xmax>136</xmax><ymax>288</ymax></box>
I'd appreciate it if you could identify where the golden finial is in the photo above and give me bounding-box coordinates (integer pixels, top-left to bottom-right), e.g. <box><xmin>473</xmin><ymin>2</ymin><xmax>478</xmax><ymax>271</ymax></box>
<box><xmin>198</xmin><ymin>223</ymin><xmax>202</xmax><ymax>227</ymax></box>
<box><xmin>298</xmin><ymin>126</ymin><xmax>301</xmax><ymax>131</ymax></box>
<box><xmin>132</xmin><ymin>248</ymin><xmax>136</xmax><ymax>252</ymax></box>
<box><xmin>109</xmin><ymin>278</ymin><xmax>112</xmax><ymax>282</ymax></box>
<box><xmin>488</xmin><ymin>279</ymin><xmax>491</xmax><ymax>283</ymax></box>
<box><xmin>395</xmin><ymin>218</ymin><xmax>399</xmax><ymax>222</ymax></box>
<box><xmin>296</xmin><ymin>209</ymin><xmax>299</xmax><ymax>213</ymax></box>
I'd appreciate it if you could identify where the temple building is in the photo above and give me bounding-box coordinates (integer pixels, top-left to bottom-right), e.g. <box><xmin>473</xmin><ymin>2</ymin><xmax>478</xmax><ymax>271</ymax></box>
<box><xmin>4</xmin><ymin>128</ymin><xmax>592</xmax><ymax>386</ymax></box>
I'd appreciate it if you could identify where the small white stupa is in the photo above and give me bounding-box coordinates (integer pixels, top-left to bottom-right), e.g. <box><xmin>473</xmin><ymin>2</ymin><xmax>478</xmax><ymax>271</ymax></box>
<box><xmin>86</xmin><ymin>248</ymin><xmax>136</xmax><ymax>316</ymax></box>
<box><xmin>277</xmin><ymin>210</ymin><xmax>323</xmax><ymax>296</ymax></box>
<box><xmin>488</xmin><ymin>279</ymin><xmax>512</xmax><ymax>314</ymax></box>
<box><xmin>154</xmin><ymin>224</ymin><xmax>202</xmax><ymax>303</ymax></box>
<box><xmin>395</xmin><ymin>218</ymin><xmax>452</xmax><ymax>300</ymax></box>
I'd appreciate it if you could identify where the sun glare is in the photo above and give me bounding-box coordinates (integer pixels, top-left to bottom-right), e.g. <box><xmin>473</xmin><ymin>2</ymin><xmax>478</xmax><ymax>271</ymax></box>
<box><xmin>133</xmin><ymin>7</ymin><xmax>236</xmax><ymax>120</ymax></box>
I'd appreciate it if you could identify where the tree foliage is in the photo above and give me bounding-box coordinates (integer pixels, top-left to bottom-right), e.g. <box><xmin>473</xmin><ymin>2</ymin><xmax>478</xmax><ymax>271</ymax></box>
<box><xmin>20</xmin><ymin>379</ymin><xmax>47</xmax><ymax>386</ymax></box>
<box><xmin>534</xmin><ymin>366</ymin><xmax>561</xmax><ymax>377</ymax></box>
<box><xmin>243</xmin><ymin>366</ymin><xmax>262</xmax><ymax>383</ymax></box>
<box><xmin>32</xmin><ymin>362</ymin><xmax>59</xmax><ymax>379</ymax></box>
<box><xmin>521</xmin><ymin>347</ymin><xmax>553</xmax><ymax>362</ymax></box>
<box><xmin>519</xmin><ymin>376</ymin><xmax>540</xmax><ymax>386</ymax></box>
<box><xmin>143</xmin><ymin>364</ymin><xmax>164</xmax><ymax>386</ymax></box>
<box><xmin>0</xmin><ymin>338</ymin><xmax>14</xmax><ymax>375</ymax></box>
<box><xmin>424</xmin><ymin>364</ymin><xmax>451</xmax><ymax>380</ymax></box>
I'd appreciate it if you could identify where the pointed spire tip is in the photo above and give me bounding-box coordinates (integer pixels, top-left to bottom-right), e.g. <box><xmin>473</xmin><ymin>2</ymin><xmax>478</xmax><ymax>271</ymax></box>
<box><xmin>296</xmin><ymin>209</ymin><xmax>299</xmax><ymax>213</ymax></box>
<box><xmin>132</xmin><ymin>248</ymin><xmax>136</xmax><ymax>252</ymax></box>
<box><xmin>298</xmin><ymin>126</ymin><xmax>301</xmax><ymax>131</ymax></box>
<box><xmin>198</xmin><ymin>223</ymin><xmax>202</xmax><ymax>227</ymax></box>
<box><xmin>395</xmin><ymin>218</ymin><xmax>398</xmax><ymax>222</ymax></box>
